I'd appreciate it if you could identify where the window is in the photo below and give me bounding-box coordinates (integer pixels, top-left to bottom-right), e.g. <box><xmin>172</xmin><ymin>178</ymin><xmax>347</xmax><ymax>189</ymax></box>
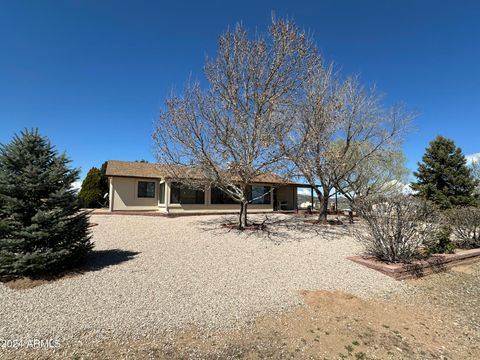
<box><xmin>211</xmin><ymin>187</ymin><xmax>239</xmax><ymax>204</ymax></box>
<box><xmin>170</xmin><ymin>182</ymin><xmax>205</xmax><ymax>204</ymax></box>
<box><xmin>159</xmin><ymin>182</ymin><xmax>165</xmax><ymax>204</ymax></box>
<box><xmin>249</xmin><ymin>185</ymin><xmax>271</xmax><ymax>205</ymax></box>
<box><xmin>138</xmin><ymin>181</ymin><xmax>156</xmax><ymax>198</ymax></box>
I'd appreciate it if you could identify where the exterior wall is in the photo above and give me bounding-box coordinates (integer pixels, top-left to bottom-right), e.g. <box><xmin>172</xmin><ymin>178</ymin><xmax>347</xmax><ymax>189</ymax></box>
<box><xmin>110</xmin><ymin>177</ymin><xmax>160</xmax><ymax>211</ymax></box>
<box><xmin>110</xmin><ymin>176</ymin><xmax>298</xmax><ymax>213</ymax></box>
<box><xmin>275</xmin><ymin>185</ymin><xmax>296</xmax><ymax>210</ymax></box>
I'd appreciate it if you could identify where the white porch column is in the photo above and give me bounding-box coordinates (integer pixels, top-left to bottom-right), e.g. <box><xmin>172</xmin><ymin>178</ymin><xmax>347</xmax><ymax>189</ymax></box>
<box><xmin>164</xmin><ymin>180</ymin><xmax>171</xmax><ymax>213</ymax></box>
<box><xmin>108</xmin><ymin>177</ymin><xmax>114</xmax><ymax>212</ymax></box>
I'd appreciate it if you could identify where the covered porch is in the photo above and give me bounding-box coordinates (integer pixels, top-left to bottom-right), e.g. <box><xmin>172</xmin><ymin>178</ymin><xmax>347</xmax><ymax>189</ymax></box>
<box><xmin>273</xmin><ymin>184</ymin><xmax>319</xmax><ymax>211</ymax></box>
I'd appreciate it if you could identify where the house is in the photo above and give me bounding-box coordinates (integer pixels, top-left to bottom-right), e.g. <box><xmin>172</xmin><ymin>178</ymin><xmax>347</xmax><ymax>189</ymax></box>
<box><xmin>105</xmin><ymin>160</ymin><xmax>314</xmax><ymax>214</ymax></box>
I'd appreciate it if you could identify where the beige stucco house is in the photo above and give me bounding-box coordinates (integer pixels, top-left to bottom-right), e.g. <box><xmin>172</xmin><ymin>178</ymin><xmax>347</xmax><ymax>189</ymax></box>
<box><xmin>105</xmin><ymin>160</ymin><xmax>312</xmax><ymax>214</ymax></box>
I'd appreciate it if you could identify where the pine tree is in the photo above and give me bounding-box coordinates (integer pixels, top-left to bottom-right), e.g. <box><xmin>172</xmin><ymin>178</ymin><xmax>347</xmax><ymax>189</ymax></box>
<box><xmin>79</xmin><ymin>167</ymin><xmax>103</xmax><ymax>208</ymax></box>
<box><xmin>0</xmin><ymin>129</ymin><xmax>93</xmax><ymax>276</ymax></box>
<box><xmin>411</xmin><ymin>135</ymin><xmax>478</xmax><ymax>209</ymax></box>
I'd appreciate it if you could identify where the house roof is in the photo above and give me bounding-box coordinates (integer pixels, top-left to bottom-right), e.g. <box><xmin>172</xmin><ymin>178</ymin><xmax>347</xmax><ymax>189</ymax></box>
<box><xmin>105</xmin><ymin>160</ymin><xmax>305</xmax><ymax>185</ymax></box>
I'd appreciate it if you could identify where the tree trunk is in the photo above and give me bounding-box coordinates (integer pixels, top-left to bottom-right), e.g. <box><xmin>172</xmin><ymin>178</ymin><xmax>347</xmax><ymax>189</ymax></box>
<box><xmin>317</xmin><ymin>186</ymin><xmax>330</xmax><ymax>224</ymax></box>
<box><xmin>239</xmin><ymin>201</ymin><xmax>246</xmax><ymax>230</ymax></box>
<box><xmin>348</xmin><ymin>210</ymin><xmax>354</xmax><ymax>224</ymax></box>
<box><xmin>243</xmin><ymin>201</ymin><xmax>248</xmax><ymax>227</ymax></box>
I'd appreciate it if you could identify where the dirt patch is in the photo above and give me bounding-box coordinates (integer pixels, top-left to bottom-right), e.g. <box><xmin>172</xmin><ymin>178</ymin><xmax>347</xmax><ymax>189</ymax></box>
<box><xmin>451</xmin><ymin>264</ymin><xmax>475</xmax><ymax>274</ymax></box>
<box><xmin>13</xmin><ymin>290</ymin><xmax>478</xmax><ymax>359</ymax></box>
<box><xmin>0</xmin><ymin>272</ymin><xmax>82</xmax><ymax>290</ymax></box>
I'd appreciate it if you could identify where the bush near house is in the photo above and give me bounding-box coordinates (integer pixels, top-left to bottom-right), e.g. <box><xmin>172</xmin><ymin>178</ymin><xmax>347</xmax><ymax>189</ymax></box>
<box><xmin>355</xmin><ymin>195</ymin><xmax>438</xmax><ymax>263</ymax></box>
<box><xmin>0</xmin><ymin>129</ymin><xmax>93</xmax><ymax>276</ymax></box>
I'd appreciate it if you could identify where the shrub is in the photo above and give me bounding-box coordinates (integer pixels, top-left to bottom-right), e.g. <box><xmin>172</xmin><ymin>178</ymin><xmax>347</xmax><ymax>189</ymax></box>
<box><xmin>355</xmin><ymin>195</ymin><xmax>438</xmax><ymax>263</ymax></box>
<box><xmin>448</xmin><ymin>206</ymin><xmax>480</xmax><ymax>249</ymax></box>
<box><xmin>0</xmin><ymin>129</ymin><xmax>93</xmax><ymax>276</ymax></box>
<box><xmin>428</xmin><ymin>225</ymin><xmax>455</xmax><ymax>254</ymax></box>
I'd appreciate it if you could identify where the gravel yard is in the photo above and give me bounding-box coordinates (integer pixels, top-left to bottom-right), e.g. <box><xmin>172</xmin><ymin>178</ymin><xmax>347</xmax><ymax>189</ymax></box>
<box><xmin>2</xmin><ymin>213</ymin><xmax>479</xmax><ymax>359</ymax></box>
<box><xmin>0</xmin><ymin>214</ymin><xmax>405</xmax><ymax>346</ymax></box>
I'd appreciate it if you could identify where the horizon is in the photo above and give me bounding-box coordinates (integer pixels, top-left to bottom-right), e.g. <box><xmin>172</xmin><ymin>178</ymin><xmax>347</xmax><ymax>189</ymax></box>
<box><xmin>1</xmin><ymin>1</ymin><xmax>479</xmax><ymax>185</ymax></box>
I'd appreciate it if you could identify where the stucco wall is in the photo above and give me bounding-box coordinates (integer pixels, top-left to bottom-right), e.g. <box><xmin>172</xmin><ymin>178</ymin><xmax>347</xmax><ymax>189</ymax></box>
<box><xmin>275</xmin><ymin>185</ymin><xmax>296</xmax><ymax>210</ymax></box>
<box><xmin>110</xmin><ymin>177</ymin><xmax>285</xmax><ymax>213</ymax></box>
<box><xmin>111</xmin><ymin>177</ymin><xmax>159</xmax><ymax>211</ymax></box>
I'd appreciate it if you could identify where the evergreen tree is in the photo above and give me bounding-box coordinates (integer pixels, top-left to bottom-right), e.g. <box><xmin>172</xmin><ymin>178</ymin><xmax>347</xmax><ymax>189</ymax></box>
<box><xmin>411</xmin><ymin>135</ymin><xmax>478</xmax><ymax>209</ymax></box>
<box><xmin>79</xmin><ymin>167</ymin><xmax>103</xmax><ymax>208</ymax></box>
<box><xmin>0</xmin><ymin>129</ymin><xmax>93</xmax><ymax>275</ymax></box>
<box><xmin>99</xmin><ymin>161</ymin><xmax>109</xmax><ymax>206</ymax></box>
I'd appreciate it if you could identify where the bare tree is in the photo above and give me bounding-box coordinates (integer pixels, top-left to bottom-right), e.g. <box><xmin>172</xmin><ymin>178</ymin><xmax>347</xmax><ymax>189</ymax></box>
<box><xmin>153</xmin><ymin>18</ymin><xmax>316</xmax><ymax>229</ymax></box>
<box><xmin>284</xmin><ymin>70</ymin><xmax>413</xmax><ymax>223</ymax></box>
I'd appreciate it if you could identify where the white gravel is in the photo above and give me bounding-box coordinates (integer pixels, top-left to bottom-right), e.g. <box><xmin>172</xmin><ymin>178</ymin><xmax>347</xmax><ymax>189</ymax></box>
<box><xmin>0</xmin><ymin>214</ymin><xmax>409</xmax><ymax>345</ymax></box>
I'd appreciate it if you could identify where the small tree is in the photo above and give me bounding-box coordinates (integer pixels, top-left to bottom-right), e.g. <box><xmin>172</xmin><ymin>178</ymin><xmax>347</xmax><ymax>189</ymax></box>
<box><xmin>79</xmin><ymin>167</ymin><xmax>103</xmax><ymax>208</ymax></box>
<box><xmin>0</xmin><ymin>129</ymin><xmax>92</xmax><ymax>276</ymax></box>
<box><xmin>411</xmin><ymin>136</ymin><xmax>478</xmax><ymax>209</ymax></box>
<box><xmin>154</xmin><ymin>18</ymin><xmax>315</xmax><ymax>229</ymax></box>
<box><xmin>355</xmin><ymin>195</ymin><xmax>438</xmax><ymax>263</ymax></box>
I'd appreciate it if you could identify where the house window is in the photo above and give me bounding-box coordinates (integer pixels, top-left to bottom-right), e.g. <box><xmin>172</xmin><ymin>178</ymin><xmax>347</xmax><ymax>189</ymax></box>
<box><xmin>138</xmin><ymin>181</ymin><xmax>156</xmax><ymax>198</ymax></box>
<box><xmin>159</xmin><ymin>182</ymin><xmax>165</xmax><ymax>204</ymax></box>
<box><xmin>211</xmin><ymin>186</ymin><xmax>239</xmax><ymax>204</ymax></box>
<box><xmin>249</xmin><ymin>185</ymin><xmax>271</xmax><ymax>205</ymax></box>
<box><xmin>170</xmin><ymin>182</ymin><xmax>205</xmax><ymax>204</ymax></box>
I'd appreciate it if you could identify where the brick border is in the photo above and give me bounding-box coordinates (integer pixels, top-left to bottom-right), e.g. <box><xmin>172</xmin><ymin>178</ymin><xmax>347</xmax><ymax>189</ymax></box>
<box><xmin>347</xmin><ymin>248</ymin><xmax>480</xmax><ymax>280</ymax></box>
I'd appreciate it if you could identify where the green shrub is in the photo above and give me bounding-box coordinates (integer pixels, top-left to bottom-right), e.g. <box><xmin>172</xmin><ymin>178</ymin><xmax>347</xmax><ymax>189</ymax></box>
<box><xmin>428</xmin><ymin>225</ymin><xmax>455</xmax><ymax>254</ymax></box>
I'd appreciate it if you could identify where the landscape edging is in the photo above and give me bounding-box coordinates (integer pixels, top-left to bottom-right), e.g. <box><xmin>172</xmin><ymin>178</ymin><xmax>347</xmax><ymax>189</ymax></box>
<box><xmin>347</xmin><ymin>248</ymin><xmax>480</xmax><ymax>280</ymax></box>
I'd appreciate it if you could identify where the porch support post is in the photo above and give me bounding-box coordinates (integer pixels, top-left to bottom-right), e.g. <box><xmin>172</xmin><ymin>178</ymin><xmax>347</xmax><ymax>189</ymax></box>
<box><xmin>165</xmin><ymin>181</ymin><xmax>170</xmax><ymax>214</ymax></box>
<box><xmin>108</xmin><ymin>177</ymin><xmax>114</xmax><ymax>212</ymax></box>
<box><xmin>311</xmin><ymin>187</ymin><xmax>314</xmax><ymax>210</ymax></box>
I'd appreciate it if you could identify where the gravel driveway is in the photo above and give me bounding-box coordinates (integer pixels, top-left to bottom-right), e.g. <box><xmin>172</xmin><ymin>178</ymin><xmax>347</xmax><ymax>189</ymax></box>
<box><xmin>0</xmin><ymin>214</ymin><xmax>408</xmax><ymax>349</ymax></box>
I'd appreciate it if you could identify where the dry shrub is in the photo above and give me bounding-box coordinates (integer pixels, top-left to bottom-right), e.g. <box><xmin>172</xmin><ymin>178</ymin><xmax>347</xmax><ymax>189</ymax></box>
<box><xmin>355</xmin><ymin>195</ymin><xmax>438</xmax><ymax>263</ymax></box>
<box><xmin>448</xmin><ymin>206</ymin><xmax>480</xmax><ymax>249</ymax></box>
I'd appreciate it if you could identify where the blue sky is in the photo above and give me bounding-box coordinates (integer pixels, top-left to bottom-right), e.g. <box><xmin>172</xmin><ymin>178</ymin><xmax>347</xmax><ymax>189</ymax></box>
<box><xmin>1</xmin><ymin>0</ymin><xmax>479</xmax><ymax>183</ymax></box>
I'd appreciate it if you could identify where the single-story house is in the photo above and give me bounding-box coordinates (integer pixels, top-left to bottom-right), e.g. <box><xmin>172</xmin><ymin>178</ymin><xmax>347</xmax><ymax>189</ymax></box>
<box><xmin>105</xmin><ymin>160</ymin><xmax>315</xmax><ymax>214</ymax></box>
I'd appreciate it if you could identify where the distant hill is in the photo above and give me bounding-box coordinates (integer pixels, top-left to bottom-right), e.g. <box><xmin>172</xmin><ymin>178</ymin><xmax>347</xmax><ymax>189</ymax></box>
<box><xmin>297</xmin><ymin>192</ymin><xmax>350</xmax><ymax>210</ymax></box>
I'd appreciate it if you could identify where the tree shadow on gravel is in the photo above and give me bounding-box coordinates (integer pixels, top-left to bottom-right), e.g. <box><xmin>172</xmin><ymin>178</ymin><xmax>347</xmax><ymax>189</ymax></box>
<box><xmin>1</xmin><ymin>249</ymin><xmax>140</xmax><ymax>290</ymax></box>
<box><xmin>79</xmin><ymin>249</ymin><xmax>140</xmax><ymax>271</ymax></box>
<box><xmin>196</xmin><ymin>214</ymin><xmax>352</xmax><ymax>244</ymax></box>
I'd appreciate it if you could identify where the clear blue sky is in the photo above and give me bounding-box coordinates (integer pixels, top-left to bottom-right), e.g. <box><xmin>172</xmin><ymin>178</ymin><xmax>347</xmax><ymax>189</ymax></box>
<box><xmin>1</xmin><ymin>0</ymin><xmax>479</xmax><ymax>181</ymax></box>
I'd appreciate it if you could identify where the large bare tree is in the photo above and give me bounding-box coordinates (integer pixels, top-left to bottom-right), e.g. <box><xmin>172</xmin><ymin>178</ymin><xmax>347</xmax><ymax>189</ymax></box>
<box><xmin>153</xmin><ymin>18</ymin><xmax>316</xmax><ymax>229</ymax></box>
<box><xmin>284</xmin><ymin>70</ymin><xmax>413</xmax><ymax>223</ymax></box>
